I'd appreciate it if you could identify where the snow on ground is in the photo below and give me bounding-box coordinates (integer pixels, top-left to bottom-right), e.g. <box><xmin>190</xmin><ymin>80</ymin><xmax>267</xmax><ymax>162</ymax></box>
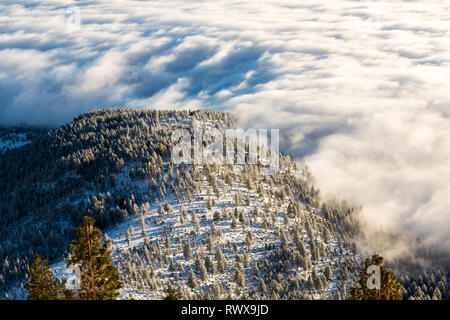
<box><xmin>46</xmin><ymin>117</ymin><xmax>357</xmax><ymax>300</ymax></box>
<box><xmin>0</xmin><ymin>134</ymin><xmax>31</xmax><ymax>153</ymax></box>
<box><xmin>52</xmin><ymin>161</ymin><xmax>356</xmax><ymax>299</ymax></box>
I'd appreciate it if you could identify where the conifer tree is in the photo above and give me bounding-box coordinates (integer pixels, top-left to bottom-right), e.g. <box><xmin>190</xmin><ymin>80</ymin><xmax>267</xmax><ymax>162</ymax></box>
<box><xmin>215</xmin><ymin>246</ymin><xmax>226</xmax><ymax>273</ymax></box>
<box><xmin>205</xmin><ymin>255</ymin><xmax>216</xmax><ymax>274</ymax></box>
<box><xmin>231</xmin><ymin>216</ymin><xmax>238</xmax><ymax>229</ymax></box>
<box><xmin>25</xmin><ymin>254</ymin><xmax>73</xmax><ymax>300</ymax></box>
<box><xmin>258</xmin><ymin>278</ymin><xmax>267</xmax><ymax>293</ymax></box>
<box><xmin>183</xmin><ymin>240</ymin><xmax>192</xmax><ymax>260</ymax></box>
<box><xmin>195</xmin><ymin>255</ymin><xmax>208</xmax><ymax>283</ymax></box>
<box><xmin>187</xmin><ymin>269</ymin><xmax>198</xmax><ymax>289</ymax></box>
<box><xmin>206</xmin><ymin>235</ymin><xmax>214</xmax><ymax>253</ymax></box>
<box><xmin>350</xmin><ymin>254</ymin><xmax>402</xmax><ymax>300</ymax></box>
<box><xmin>324</xmin><ymin>264</ymin><xmax>333</xmax><ymax>280</ymax></box>
<box><xmin>235</xmin><ymin>267</ymin><xmax>245</xmax><ymax>288</ymax></box>
<box><xmin>163</xmin><ymin>282</ymin><xmax>179</xmax><ymax>300</ymax></box>
<box><xmin>67</xmin><ymin>216</ymin><xmax>123</xmax><ymax>300</ymax></box>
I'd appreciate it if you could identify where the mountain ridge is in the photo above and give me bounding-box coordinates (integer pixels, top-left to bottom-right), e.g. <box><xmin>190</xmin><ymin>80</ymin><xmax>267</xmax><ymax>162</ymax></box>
<box><xmin>0</xmin><ymin>108</ymin><xmax>447</xmax><ymax>300</ymax></box>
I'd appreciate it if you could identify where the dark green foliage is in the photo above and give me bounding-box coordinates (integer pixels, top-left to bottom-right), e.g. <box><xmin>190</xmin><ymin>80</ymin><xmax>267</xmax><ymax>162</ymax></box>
<box><xmin>187</xmin><ymin>269</ymin><xmax>198</xmax><ymax>289</ymax></box>
<box><xmin>350</xmin><ymin>254</ymin><xmax>402</xmax><ymax>300</ymax></box>
<box><xmin>67</xmin><ymin>216</ymin><xmax>123</xmax><ymax>300</ymax></box>
<box><xmin>399</xmin><ymin>266</ymin><xmax>448</xmax><ymax>300</ymax></box>
<box><xmin>0</xmin><ymin>126</ymin><xmax>46</xmax><ymax>153</ymax></box>
<box><xmin>25</xmin><ymin>254</ymin><xmax>73</xmax><ymax>300</ymax></box>
<box><xmin>0</xmin><ymin>108</ymin><xmax>235</xmax><ymax>295</ymax></box>
<box><xmin>4</xmin><ymin>108</ymin><xmax>433</xmax><ymax>301</ymax></box>
<box><xmin>163</xmin><ymin>282</ymin><xmax>179</xmax><ymax>300</ymax></box>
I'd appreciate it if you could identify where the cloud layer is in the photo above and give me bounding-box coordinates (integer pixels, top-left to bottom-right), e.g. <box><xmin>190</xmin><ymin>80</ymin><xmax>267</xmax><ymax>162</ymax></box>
<box><xmin>1</xmin><ymin>0</ymin><xmax>450</xmax><ymax>253</ymax></box>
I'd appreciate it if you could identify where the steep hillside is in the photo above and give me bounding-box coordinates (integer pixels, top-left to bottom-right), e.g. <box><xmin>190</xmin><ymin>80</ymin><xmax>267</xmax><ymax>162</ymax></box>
<box><xmin>0</xmin><ymin>109</ymin><xmax>234</xmax><ymax>295</ymax></box>
<box><xmin>0</xmin><ymin>109</ymin><xmax>447</xmax><ymax>300</ymax></box>
<box><xmin>53</xmin><ymin>153</ymin><xmax>361</xmax><ymax>300</ymax></box>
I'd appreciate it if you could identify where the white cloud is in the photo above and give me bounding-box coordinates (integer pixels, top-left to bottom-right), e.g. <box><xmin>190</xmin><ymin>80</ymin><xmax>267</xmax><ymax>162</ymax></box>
<box><xmin>1</xmin><ymin>0</ymin><xmax>450</xmax><ymax>255</ymax></box>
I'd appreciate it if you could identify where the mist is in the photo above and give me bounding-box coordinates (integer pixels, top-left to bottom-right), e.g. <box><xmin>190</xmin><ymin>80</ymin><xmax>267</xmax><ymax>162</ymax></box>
<box><xmin>1</xmin><ymin>0</ymin><xmax>449</xmax><ymax>257</ymax></box>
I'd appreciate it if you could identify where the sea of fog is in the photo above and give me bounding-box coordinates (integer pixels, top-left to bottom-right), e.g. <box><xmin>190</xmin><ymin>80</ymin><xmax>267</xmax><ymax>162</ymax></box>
<box><xmin>1</xmin><ymin>0</ymin><xmax>449</xmax><ymax>256</ymax></box>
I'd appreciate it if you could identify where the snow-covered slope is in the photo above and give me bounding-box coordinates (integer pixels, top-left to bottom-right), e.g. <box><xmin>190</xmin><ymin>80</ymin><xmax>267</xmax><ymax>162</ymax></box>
<box><xmin>53</xmin><ymin>160</ymin><xmax>360</xmax><ymax>300</ymax></box>
<box><xmin>48</xmin><ymin>122</ymin><xmax>362</xmax><ymax>300</ymax></box>
<box><xmin>2</xmin><ymin>109</ymin><xmax>447</xmax><ymax>300</ymax></box>
<box><xmin>0</xmin><ymin>136</ymin><xmax>30</xmax><ymax>153</ymax></box>
<box><xmin>0</xmin><ymin>127</ymin><xmax>46</xmax><ymax>153</ymax></box>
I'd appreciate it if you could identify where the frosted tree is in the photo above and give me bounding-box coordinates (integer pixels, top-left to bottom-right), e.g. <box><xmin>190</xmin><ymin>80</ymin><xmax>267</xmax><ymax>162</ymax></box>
<box><xmin>222</xmin><ymin>207</ymin><xmax>230</xmax><ymax>220</ymax></box>
<box><xmin>242</xmin><ymin>252</ymin><xmax>249</xmax><ymax>268</ymax></box>
<box><xmin>179</xmin><ymin>214</ymin><xmax>185</xmax><ymax>225</ymax></box>
<box><xmin>258</xmin><ymin>278</ymin><xmax>267</xmax><ymax>293</ymax></box>
<box><xmin>213</xmin><ymin>283</ymin><xmax>222</xmax><ymax>299</ymax></box>
<box><xmin>195</xmin><ymin>255</ymin><xmax>208</xmax><ymax>283</ymax></box>
<box><xmin>139</xmin><ymin>214</ymin><xmax>147</xmax><ymax>239</ymax></box>
<box><xmin>187</xmin><ymin>269</ymin><xmax>198</xmax><ymax>289</ymax></box>
<box><xmin>231</xmin><ymin>216</ymin><xmax>238</xmax><ymax>229</ymax></box>
<box><xmin>235</xmin><ymin>267</ymin><xmax>245</xmax><ymax>288</ymax></box>
<box><xmin>324</xmin><ymin>265</ymin><xmax>333</xmax><ymax>281</ymax></box>
<box><xmin>213</xmin><ymin>211</ymin><xmax>221</xmax><ymax>222</ymax></box>
<box><xmin>126</xmin><ymin>226</ymin><xmax>134</xmax><ymax>247</ymax></box>
<box><xmin>432</xmin><ymin>287</ymin><xmax>442</xmax><ymax>300</ymax></box>
<box><xmin>205</xmin><ymin>255</ymin><xmax>216</xmax><ymax>274</ymax></box>
<box><xmin>206</xmin><ymin>235</ymin><xmax>214</xmax><ymax>253</ymax></box>
<box><xmin>183</xmin><ymin>241</ymin><xmax>192</xmax><ymax>261</ymax></box>
<box><xmin>215</xmin><ymin>246</ymin><xmax>226</xmax><ymax>273</ymax></box>
<box><xmin>191</xmin><ymin>213</ymin><xmax>200</xmax><ymax>233</ymax></box>
<box><xmin>312</xmin><ymin>268</ymin><xmax>322</xmax><ymax>290</ymax></box>
<box><xmin>164</xmin><ymin>202</ymin><xmax>172</xmax><ymax>214</ymax></box>
<box><xmin>270</xmin><ymin>279</ymin><xmax>279</xmax><ymax>293</ymax></box>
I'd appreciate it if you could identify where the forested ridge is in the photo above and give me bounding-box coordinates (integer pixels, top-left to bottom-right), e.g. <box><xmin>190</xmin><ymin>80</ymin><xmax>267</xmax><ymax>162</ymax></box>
<box><xmin>0</xmin><ymin>109</ymin><xmax>234</xmax><ymax>294</ymax></box>
<box><xmin>0</xmin><ymin>108</ymin><xmax>447</xmax><ymax>300</ymax></box>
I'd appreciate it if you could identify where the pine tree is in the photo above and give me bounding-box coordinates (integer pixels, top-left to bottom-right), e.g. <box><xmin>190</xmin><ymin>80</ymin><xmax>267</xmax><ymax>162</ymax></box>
<box><xmin>191</xmin><ymin>213</ymin><xmax>200</xmax><ymax>233</ymax></box>
<box><xmin>163</xmin><ymin>282</ymin><xmax>179</xmax><ymax>300</ymax></box>
<box><xmin>258</xmin><ymin>278</ymin><xmax>267</xmax><ymax>293</ymax></box>
<box><xmin>242</xmin><ymin>252</ymin><xmax>249</xmax><ymax>268</ymax></box>
<box><xmin>245</xmin><ymin>231</ymin><xmax>253</xmax><ymax>249</ymax></box>
<box><xmin>306</xmin><ymin>275</ymin><xmax>314</xmax><ymax>291</ymax></box>
<box><xmin>195</xmin><ymin>255</ymin><xmax>208</xmax><ymax>283</ymax></box>
<box><xmin>215</xmin><ymin>246</ymin><xmax>226</xmax><ymax>273</ymax></box>
<box><xmin>350</xmin><ymin>254</ymin><xmax>402</xmax><ymax>300</ymax></box>
<box><xmin>206</xmin><ymin>235</ymin><xmax>214</xmax><ymax>253</ymax></box>
<box><xmin>126</xmin><ymin>226</ymin><xmax>133</xmax><ymax>247</ymax></box>
<box><xmin>235</xmin><ymin>267</ymin><xmax>245</xmax><ymax>288</ymax></box>
<box><xmin>231</xmin><ymin>216</ymin><xmax>238</xmax><ymax>229</ymax></box>
<box><xmin>25</xmin><ymin>254</ymin><xmax>73</xmax><ymax>300</ymax></box>
<box><xmin>67</xmin><ymin>216</ymin><xmax>123</xmax><ymax>300</ymax></box>
<box><xmin>187</xmin><ymin>269</ymin><xmax>198</xmax><ymax>289</ymax></box>
<box><xmin>205</xmin><ymin>255</ymin><xmax>216</xmax><ymax>274</ymax></box>
<box><xmin>324</xmin><ymin>264</ymin><xmax>333</xmax><ymax>280</ymax></box>
<box><xmin>213</xmin><ymin>210</ymin><xmax>221</xmax><ymax>222</ymax></box>
<box><xmin>213</xmin><ymin>283</ymin><xmax>222</xmax><ymax>299</ymax></box>
<box><xmin>139</xmin><ymin>213</ymin><xmax>147</xmax><ymax>239</ymax></box>
<box><xmin>183</xmin><ymin>240</ymin><xmax>192</xmax><ymax>260</ymax></box>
